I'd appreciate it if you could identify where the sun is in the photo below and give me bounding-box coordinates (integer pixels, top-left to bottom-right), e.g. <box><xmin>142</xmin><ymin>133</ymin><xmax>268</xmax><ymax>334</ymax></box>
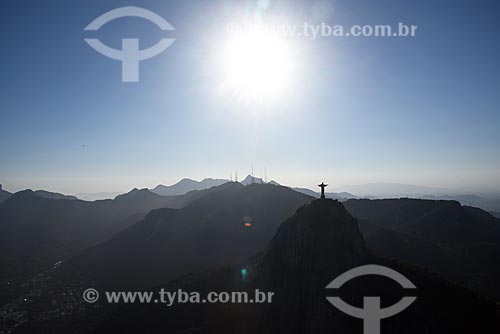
<box><xmin>216</xmin><ymin>27</ymin><xmax>296</xmax><ymax>103</ymax></box>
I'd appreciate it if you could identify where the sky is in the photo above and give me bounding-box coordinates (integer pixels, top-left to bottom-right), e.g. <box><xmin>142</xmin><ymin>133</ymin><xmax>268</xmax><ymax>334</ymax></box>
<box><xmin>1</xmin><ymin>0</ymin><xmax>499</xmax><ymax>195</ymax></box>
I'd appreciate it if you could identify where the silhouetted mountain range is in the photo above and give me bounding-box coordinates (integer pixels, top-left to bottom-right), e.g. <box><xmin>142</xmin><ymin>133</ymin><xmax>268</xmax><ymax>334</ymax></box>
<box><xmin>151</xmin><ymin>175</ymin><xmax>269</xmax><ymax>195</ymax></box>
<box><xmin>61</xmin><ymin>183</ymin><xmax>314</xmax><ymax>290</ymax></box>
<box><xmin>344</xmin><ymin>198</ymin><xmax>500</xmax><ymax>299</ymax></box>
<box><xmin>152</xmin><ymin>176</ymin><xmax>361</xmax><ymax>201</ymax></box>
<box><xmin>50</xmin><ymin>200</ymin><xmax>500</xmax><ymax>334</ymax></box>
<box><xmin>4</xmin><ymin>181</ymin><xmax>500</xmax><ymax>333</ymax></box>
<box><xmin>345</xmin><ymin>199</ymin><xmax>500</xmax><ymax>244</ymax></box>
<box><xmin>0</xmin><ymin>187</ymin><xmax>222</xmax><ymax>280</ymax></box>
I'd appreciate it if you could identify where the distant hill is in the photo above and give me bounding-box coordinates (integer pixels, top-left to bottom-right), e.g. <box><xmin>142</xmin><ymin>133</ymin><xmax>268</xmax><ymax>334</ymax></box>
<box><xmin>61</xmin><ymin>183</ymin><xmax>314</xmax><ymax>290</ymax></box>
<box><xmin>33</xmin><ymin>190</ymin><xmax>77</xmax><ymax>201</ymax></box>
<box><xmin>0</xmin><ymin>184</ymin><xmax>11</xmax><ymax>204</ymax></box>
<box><xmin>490</xmin><ymin>211</ymin><xmax>500</xmax><ymax>218</ymax></box>
<box><xmin>152</xmin><ymin>177</ymin><xmax>228</xmax><ymax>196</ymax></box>
<box><xmin>344</xmin><ymin>198</ymin><xmax>500</xmax><ymax>244</ymax></box>
<box><xmin>57</xmin><ymin>200</ymin><xmax>500</xmax><ymax>334</ymax></box>
<box><xmin>332</xmin><ymin>184</ymin><xmax>500</xmax><ymax>212</ymax></box>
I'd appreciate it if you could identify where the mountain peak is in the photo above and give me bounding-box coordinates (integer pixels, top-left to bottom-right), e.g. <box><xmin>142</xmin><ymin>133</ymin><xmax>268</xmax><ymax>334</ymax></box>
<box><xmin>260</xmin><ymin>199</ymin><xmax>373</xmax><ymax>276</ymax></box>
<box><xmin>5</xmin><ymin>189</ymin><xmax>37</xmax><ymax>202</ymax></box>
<box><xmin>114</xmin><ymin>188</ymin><xmax>159</xmax><ymax>201</ymax></box>
<box><xmin>240</xmin><ymin>175</ymin><xmax>264</xmax><ymax>185</ymax></box>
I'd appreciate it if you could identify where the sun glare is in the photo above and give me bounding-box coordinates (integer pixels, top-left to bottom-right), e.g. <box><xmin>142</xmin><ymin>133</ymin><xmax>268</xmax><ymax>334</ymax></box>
<box><xmin>217</xmin><ymin>27</ymin><xmax>295</xmax><ymax>103</ymax></box>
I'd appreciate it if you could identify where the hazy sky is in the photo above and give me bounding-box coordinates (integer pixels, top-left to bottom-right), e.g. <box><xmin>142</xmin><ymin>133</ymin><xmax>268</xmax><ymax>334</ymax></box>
<box><xmin>1</xmin><ymin>0</ymin><xmax>499</xmax><ymax>194</ymax></box>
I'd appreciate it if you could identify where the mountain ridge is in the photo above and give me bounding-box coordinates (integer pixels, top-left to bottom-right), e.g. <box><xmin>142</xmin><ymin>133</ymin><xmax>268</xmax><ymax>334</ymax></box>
<box><xmin>58</xmin><ymin>182</ymin><xmax>314</xmax><ymax>290</ymax></box>
<box><xmin>344</xmin><ymin>198</ymin><xmax>500</xmax><ymax>299</ymax></box>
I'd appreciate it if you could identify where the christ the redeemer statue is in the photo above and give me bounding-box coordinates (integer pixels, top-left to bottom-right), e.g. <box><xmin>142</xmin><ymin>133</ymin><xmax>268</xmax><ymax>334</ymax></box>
<box><xmin>318</xmin><ymin>182</ymin><xmax>328</xmax><ymax>199</ymax></box>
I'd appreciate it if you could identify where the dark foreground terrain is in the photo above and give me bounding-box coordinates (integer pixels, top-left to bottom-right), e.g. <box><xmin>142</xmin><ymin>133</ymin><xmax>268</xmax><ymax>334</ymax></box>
<box><xmin>14</xmin><ymin>199</ymin><xmax>500</xmax><ymax>334</ymax></box>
